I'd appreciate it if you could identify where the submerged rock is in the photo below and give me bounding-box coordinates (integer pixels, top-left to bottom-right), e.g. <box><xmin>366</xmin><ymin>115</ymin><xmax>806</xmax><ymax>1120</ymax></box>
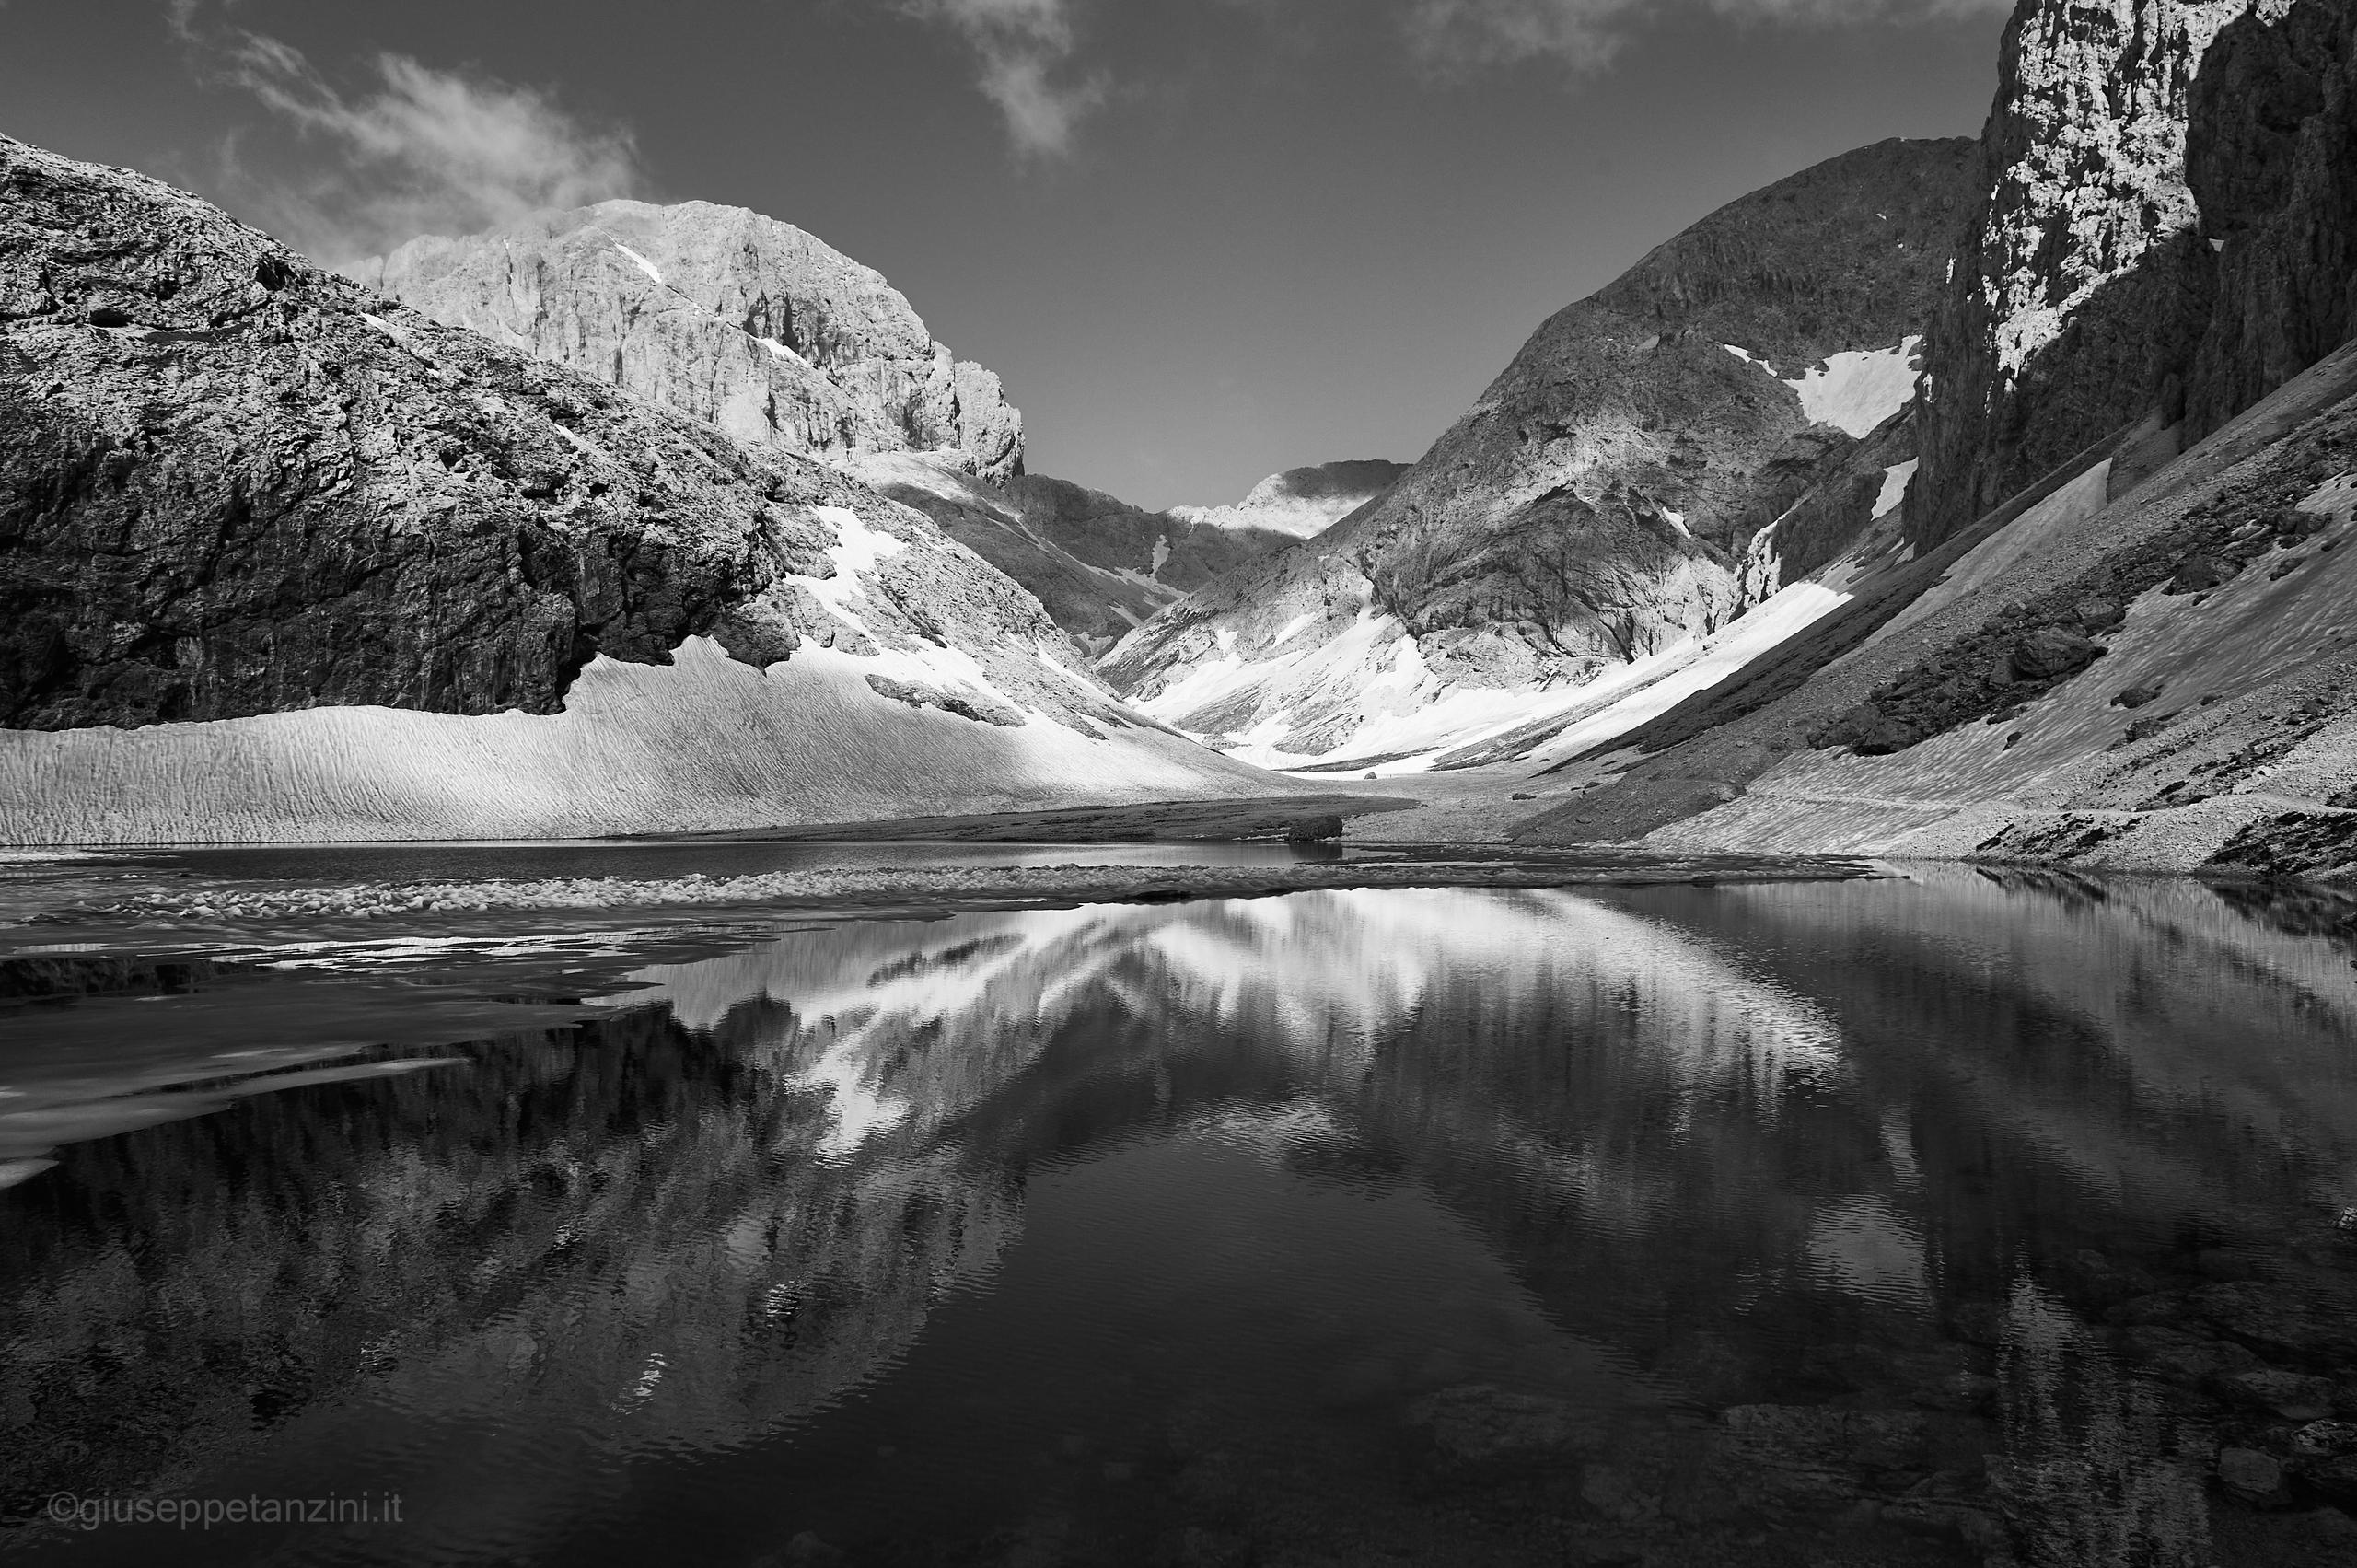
<box><xmin>2217</xmin><ymin>1446</ymin><xmax>2286</xmax><ymax>1504</ymax></box>
<box><xmin>1408</xmin><ymin>1385</ymin><xmax>1602</xmax><ymax>1462</ymax></box>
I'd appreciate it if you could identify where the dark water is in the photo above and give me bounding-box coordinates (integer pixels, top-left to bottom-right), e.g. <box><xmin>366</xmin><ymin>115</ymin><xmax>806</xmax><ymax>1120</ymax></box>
<box><xmin>4</xmin><ymin>868</ymin><xmax>2357</xmax><ymax>1566</ymax></box>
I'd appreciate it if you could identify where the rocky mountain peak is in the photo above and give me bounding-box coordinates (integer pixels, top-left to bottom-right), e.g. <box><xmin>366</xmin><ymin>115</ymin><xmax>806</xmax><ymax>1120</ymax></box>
<box><xmin>356</xmin><ymin>197</ymin><xmax>1024</xmax><ymax>483</ymax></box>
<box><xmin>1589</xmin><ymin>135</ymin><xmax>1970</xmax><ymax>369</ymax></box>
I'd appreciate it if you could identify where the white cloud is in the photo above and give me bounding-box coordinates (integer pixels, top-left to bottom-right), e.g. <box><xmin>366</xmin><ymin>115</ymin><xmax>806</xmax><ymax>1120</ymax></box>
<box><xmin>1403</xmin><ymin>0</ymin><xmax>2014</xmax><ymax>75</ymax></box>
<box><xmin>183</xmin><ymin>25</ymin><xmax>642</xmax><ymax>263</ymax></box>
<box><xmin>898</xmin><ymin>0</ymin><xmax>1107</xmax><ymax>158</ymax></box>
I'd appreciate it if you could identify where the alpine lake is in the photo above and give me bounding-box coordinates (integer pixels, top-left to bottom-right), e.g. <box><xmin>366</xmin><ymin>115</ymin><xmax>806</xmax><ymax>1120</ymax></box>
<box><xmin>2</xmin><ymin>842</ymin><xmax>2355</xmax><ymax>1568</ymax></box>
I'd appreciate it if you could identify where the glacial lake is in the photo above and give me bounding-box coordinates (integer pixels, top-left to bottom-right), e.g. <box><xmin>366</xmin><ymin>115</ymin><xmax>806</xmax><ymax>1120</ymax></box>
<box><xmin>3</xmin><ymin>859</ymin><xmax>2356</xmax><ymax>1567</ymax></box>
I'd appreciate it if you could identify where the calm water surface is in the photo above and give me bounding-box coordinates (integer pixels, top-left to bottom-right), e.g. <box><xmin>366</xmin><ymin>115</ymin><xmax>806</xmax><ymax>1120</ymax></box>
<box><xmin>4</xmin><ymin>865</ymin><xmax>2356</xmax><ymax>1566</ymax></box>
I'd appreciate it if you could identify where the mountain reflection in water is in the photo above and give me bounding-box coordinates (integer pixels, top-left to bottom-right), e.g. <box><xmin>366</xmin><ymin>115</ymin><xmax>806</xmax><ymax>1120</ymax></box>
<box><xmin>4</xmin><ymin>871</ymin><xmax>2356</xmax><ymax>1567</ymax></box>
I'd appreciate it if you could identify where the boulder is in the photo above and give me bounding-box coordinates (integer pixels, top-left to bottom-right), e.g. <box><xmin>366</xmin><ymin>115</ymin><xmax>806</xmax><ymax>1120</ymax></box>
<box><xmin>2218</xmin><ymin>1446</ymin><xmax>2286</xmax><ymax>1504</ymax></box>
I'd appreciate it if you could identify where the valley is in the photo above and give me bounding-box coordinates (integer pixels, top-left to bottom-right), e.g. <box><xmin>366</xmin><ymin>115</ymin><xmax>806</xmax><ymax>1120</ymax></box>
<box><xmin>10</xmin><ymin>0</ymin><xmax>2357</xmax><ymax>879</ymax></box>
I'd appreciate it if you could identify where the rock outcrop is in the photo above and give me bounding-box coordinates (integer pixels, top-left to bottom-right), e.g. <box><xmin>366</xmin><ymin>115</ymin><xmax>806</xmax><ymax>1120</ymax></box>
<box><xmin>356</xmin><ymin>199</ymin><xmax>1023</xmax><ymax>482</ymax></box>
<box><xmin>0</xmin><ymin>136</ymin><xmax>1281</xmax><ymax>842</ymax></box>
<box><xmin>1102</xmin><ymin>138</ymin><xmax>1980</xmax><ymax>770</ymax></box>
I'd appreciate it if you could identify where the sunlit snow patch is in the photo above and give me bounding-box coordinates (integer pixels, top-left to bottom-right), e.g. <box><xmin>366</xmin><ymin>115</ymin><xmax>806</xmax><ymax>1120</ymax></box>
<box><xmin>1783</xmin><ymin>337</ymin><xmax>1922</xmax><ymax>437</ymax></box>
<box><xmin>1873</xmin><ymin>459</ymin><xmax>1918</xmax><ymax>520</ymax></box>
<box><xmin>610</xmin><ymin>242</ymin><xmax>666</xmax><ymax>286</ymax></box>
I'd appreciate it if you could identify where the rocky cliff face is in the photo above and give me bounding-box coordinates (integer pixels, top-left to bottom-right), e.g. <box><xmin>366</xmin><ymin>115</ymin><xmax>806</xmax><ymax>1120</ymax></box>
<box><xmin>1103</xmin><ymin>138</ymin><xmax>1979</xmax><ymax>770</ymax></box>
<box><xmin>0</xmin><ymin>136</ymin><xmax>1278</xmax><ymax>842</ymax></box>
<box><xmin>2185</xmin><ymin>0</ymin><xmax>2357</xmax><ymax>430</ymax></box>
<box><xmin>1910</xmin><ymin>0</ymin><xmax>2298</xmax><ymax>546</ymax></box>
<box><xmin>356</xmin><ymin>200</ymin><xmax>1023</xmax><ymax>482</ymax></box>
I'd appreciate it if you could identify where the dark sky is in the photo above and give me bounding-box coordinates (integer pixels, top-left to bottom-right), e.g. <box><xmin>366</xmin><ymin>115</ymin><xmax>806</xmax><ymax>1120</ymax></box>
<box><xmin>2</xmin><ymin>1</ymin><xmax>2012</xmax><ymax>506</ymax></box>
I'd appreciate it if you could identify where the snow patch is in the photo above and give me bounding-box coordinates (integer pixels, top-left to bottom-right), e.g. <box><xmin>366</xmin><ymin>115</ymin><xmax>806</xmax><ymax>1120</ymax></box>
<box><xmin>1783</xmin><ymin>338</ymin><xmax>1922</xmax><ymax>438</ymax></box>
<box><xmin>1873</xmin><ymin>459</ymin><xmax>1918</xmax><ymax>521</ymax></box>
<box><xmin>1519</xmin><ymin>576</ymin><xmax>1856</xmax><ymax>769</ymax></box>
<box><xmin>610</xmin><ymin>242</ymin><xmax>665</xmax><ymax>286</ymax></box>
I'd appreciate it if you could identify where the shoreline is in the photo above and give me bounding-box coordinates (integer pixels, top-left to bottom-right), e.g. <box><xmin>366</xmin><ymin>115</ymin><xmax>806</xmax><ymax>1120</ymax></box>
<box><xmin>15</xmin><ymin>851</ymin><xmax>1882</xmax><ymax>932</ymax></box>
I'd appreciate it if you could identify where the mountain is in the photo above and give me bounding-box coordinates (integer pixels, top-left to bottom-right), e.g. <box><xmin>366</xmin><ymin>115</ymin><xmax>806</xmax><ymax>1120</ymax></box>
<box><xmin>356</xmin><ymin>199</ymin><xmax>1023</xmax><ymax>482</ymax></box>
<box><xmin>0</xmin><ymin>136</ymin><xmax>1279</xmax><ymax>843</ymax></box>
<box><xmin>1515</xmin><ymin>0</ymin><xmax>2357</xmax><ymax>882</ymax></box>
<box><xmin>364</xmin><ymin>201</ymin><xmax>1387</xmax><ymax>652</ymax></box>
<box><xmin>855</xmin><ymin>454</ymin><xmax>1401</xmax><ymax>654</ymax></box>
<box><xmin>1100</xmin><ymin>137</ymin><xmax>1981</xmax><ymax>772</ymax></box>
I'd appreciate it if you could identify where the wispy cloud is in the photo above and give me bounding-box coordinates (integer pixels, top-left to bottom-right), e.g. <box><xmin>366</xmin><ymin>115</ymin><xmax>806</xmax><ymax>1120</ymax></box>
<box><xmin>898</xmin><ymin>0</ymin><xmax>1107</xmax><ymax>159</ymax></box>
<box><xmin>891</xmin><ymin>0</ymin><xmax>2006</xmax><ymax>154</ymax></box>
<box><xmin>1402</xmin><ymin>0</ymin><xmax>2014</xmax><ymax>76</ymax></box>
<box><xmin>176</xmin><ymin>17</ymin><xmax>642</xmax><ymax>264</ymax></box>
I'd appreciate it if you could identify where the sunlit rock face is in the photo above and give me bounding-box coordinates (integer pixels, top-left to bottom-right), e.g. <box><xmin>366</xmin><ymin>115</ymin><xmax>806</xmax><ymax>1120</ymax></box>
<box><xmin>1909</xmin><ymin>0</ymin><xmax>2307</xmax><ymax>546</ymax></box>
<box><xmin>1101</xmin><ymin>138</ymin><xmax>1979</xmax><ymax>771</ymax></box>
<box><xmin>0</xmin><ymin>135</ymin><xmax>1272</xmax><ymax>842</ymax></box>
<box><xmin>358</xmin><ymin>198</ymin><xmax>1023</xmax><ymax>482</ymax></box>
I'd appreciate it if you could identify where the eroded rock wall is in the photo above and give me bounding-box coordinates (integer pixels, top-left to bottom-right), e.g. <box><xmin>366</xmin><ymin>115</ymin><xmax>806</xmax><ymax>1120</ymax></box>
<box><xmin>2186</xmin><ymin>0</ymin><xmax>2357</xmax><ymax>432</ymax></box>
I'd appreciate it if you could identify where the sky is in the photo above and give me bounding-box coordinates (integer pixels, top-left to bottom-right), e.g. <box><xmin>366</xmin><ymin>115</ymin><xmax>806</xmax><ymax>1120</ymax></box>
<box><xmin>1</xmin><ymin>1</ymin><xmax>2014</xmax><ymax>507</ymax></box>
